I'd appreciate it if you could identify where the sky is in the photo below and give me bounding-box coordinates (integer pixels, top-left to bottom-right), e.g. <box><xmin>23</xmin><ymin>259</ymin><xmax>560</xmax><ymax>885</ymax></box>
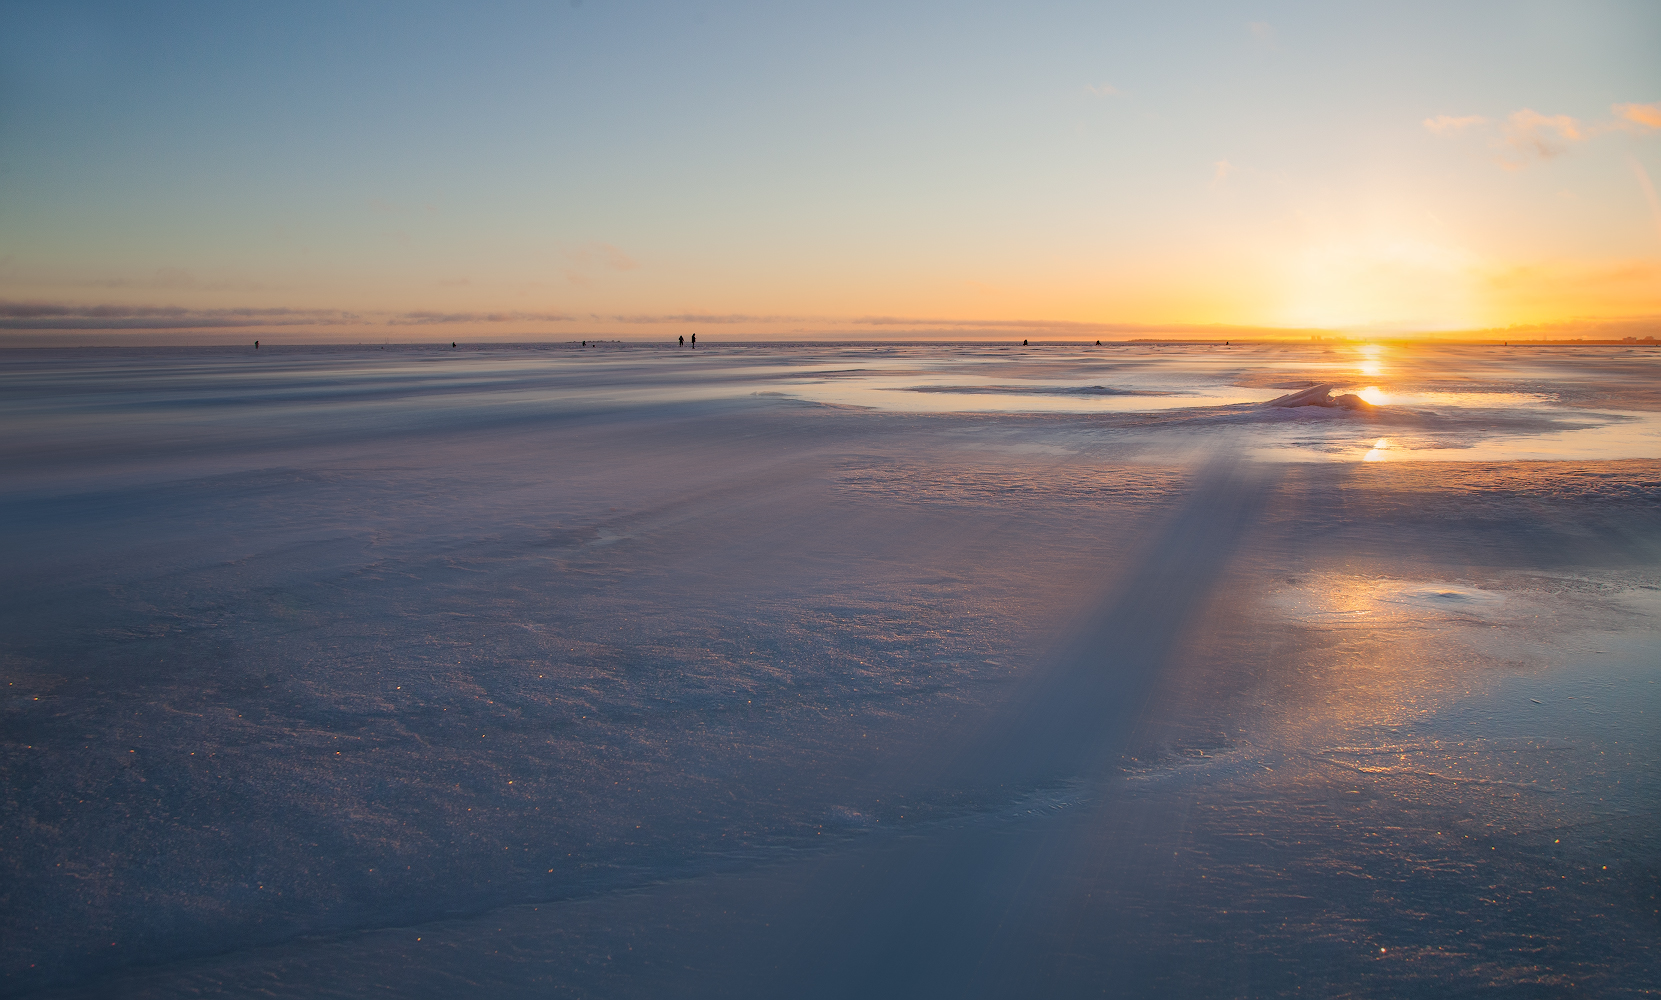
<box><xmin>1</xmin><ymin>0</ymin><xmax>1658</xmax><ymax>342</ymax></box>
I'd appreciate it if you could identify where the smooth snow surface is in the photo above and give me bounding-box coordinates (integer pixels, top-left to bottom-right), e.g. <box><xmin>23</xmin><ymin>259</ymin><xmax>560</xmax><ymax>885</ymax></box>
<box><xmin>2</xmin><ymin>342</ymin><xmax>1658</xmax><ymax>998</ymax></box>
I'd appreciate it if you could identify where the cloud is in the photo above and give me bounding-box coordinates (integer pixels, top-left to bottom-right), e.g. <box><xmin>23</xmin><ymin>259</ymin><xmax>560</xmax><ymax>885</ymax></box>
<box><xmin>846</xmin><ymin>316</ymin><xmax>1306</xmax><ymax>338</ymax></box>
<box><xmin>0</xmin><ymin>302</ymin><xmax>362</xmax><ymax>330</ymax></box>
<box><xmin>604</xmin><ymin>313</ymin><xmax>793</xmax><ymax>325</ymax></box>
<box><xmin>388</xmin><ymin>311</ymin><xmax>576</xmax><ymax>325</ymax></box>
<box><xmin>1459</xmin><ymin>315</ymin><xmax>1661</xmax><ymax>343</ymax></box>
<box><xmin>1085</xmin><ymin>83</ymin><xmax>1119</xmax><ymax>97</ymax></box>
<box><xmin>1424</xmin><ymin>106</ymin><xmax>1624</xmax><ymax>168</ymax></box>
<box><xmin>1614</xmin><ymin>102</ymin><xmax>1661</xmax><ymax>130</ymax></box>
<box><xmin>0</xmin><ymin>302</ymin><xmax>802</xmax><ymax>333</ymax></box>
<box><xmin>1430</xmin><ymin>102</ymin><xmax>1660</xmax><ymax>170</ymax></box>
<box><xmin>9</xmin><ymin>299</ymin><xmax>1651</xmax><ymax>343</ymax></box>
<box><xmin>1503</xmin><ymin>108</ymin><xmax>1584</xmax><ymax>160</ymax></box>
<box><xmin>390</xmin><ymin>311</ymin><xmax>797</xmax><ymax>326</ymax></box>
<box><xmin>1423</xmin><ymin>114</ymin><xmax>1486</xmax><ymax>134</ymax></box>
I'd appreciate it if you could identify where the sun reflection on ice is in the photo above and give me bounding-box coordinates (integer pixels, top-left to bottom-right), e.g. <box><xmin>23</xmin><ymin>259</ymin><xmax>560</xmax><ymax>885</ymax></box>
<box><xmin>1363</xmin><ymin>437</ymin><xmax>1390</xmax><ymax>462</ymax></box>
<box><xmin>1358</xmin><ymin>344</ymin><xmax>1385</xmax><ymax>377</ymax></box>
<box><xmin>1358</xmin><ymin>386</ymin><xmax>1388</xmax><ymax>405</ymax></box>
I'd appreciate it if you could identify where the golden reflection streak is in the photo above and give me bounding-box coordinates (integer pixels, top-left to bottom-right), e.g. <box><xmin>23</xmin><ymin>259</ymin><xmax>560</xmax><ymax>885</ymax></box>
<box><xmin>1358</xmin><ymin>344</ymin><xmax>1385</xmax><ymax>377</ymax></box>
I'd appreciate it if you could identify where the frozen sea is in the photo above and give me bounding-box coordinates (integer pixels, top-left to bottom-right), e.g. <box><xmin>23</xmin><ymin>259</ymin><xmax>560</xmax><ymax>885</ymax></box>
<box><xmin>2</xmin><ymin>341</ymin><xmax>1658</xmax><ymax>997</ymax></box>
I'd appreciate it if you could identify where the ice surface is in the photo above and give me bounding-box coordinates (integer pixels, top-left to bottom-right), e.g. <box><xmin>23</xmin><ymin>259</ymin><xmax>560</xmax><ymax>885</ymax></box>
<box><xmin>1264</xmin><ymin>382</ymin><xmax>1374</xmax><ymax>409</ymax></box>
<box><xmin>2</xmin><ymin>343</ymin><xmax>1659</xmax><ymax>998</ymax></box>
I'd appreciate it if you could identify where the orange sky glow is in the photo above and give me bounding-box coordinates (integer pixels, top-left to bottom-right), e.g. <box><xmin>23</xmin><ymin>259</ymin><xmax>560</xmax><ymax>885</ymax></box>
<box><xmin>2</xmin><ymin>4</ymin><xmax>1657</xmax><ymax>343</ymax></box>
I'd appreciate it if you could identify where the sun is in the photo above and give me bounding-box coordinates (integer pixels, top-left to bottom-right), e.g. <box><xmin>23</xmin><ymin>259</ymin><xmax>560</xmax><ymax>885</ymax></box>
<box><xmin>1276</xmin><ymin>233</ymin><xmax>1485</xmax><ymax>333</ymax></box>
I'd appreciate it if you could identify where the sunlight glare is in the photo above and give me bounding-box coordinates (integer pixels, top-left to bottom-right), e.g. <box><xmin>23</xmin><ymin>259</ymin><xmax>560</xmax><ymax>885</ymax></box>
<box><xmin>1358</xmin><ymin>345</ymin><xmax>1385</xmax><ymax>377</ymax></box>
<box><xmin>1277</xmin><ymin>234</ymin><xmax>1484</xmax><ymax>332</ymax></box>
<box><xmin>1363</xmin><ymin>437</ymin><xmax>1390</xmax><ymax>462</ymax></box>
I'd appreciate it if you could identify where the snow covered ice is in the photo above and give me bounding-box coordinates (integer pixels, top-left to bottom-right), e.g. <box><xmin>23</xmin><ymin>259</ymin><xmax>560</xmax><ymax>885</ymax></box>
<box><xmin>2</xmin><ymin>341</ymin><xmax>1658</xmax><ymax>997</ymax></box>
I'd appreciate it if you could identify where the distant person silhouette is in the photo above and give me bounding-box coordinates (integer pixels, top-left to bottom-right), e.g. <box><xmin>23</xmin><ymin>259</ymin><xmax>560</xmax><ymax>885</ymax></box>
<box><xmin>679</xmin><ymin>335</ymin><xmax>684</xmax><ymax>346</ymax></box>
<box><xmin>691</xmin><ymin>334</ymin><xmax>697</xmax><ymax>348</ymax></box>
<box><xmin>1095</xmin><ymin>340</ymin><xmax>1100</xmax><ymax>346</ymax></box>
<box><xmin>452</xmin><ymin>342</ymin><xmax>456</xmax><ymax>348</ymax></box>
<box><xmin>254</xmin><ymin>340</ymin><xmax>259</xmax><ymax>349</ymax></box>
<box><xmin>1022</xmin><ymin>339</ymin><xmax>1028</xmax><ymax>346</ymax></box>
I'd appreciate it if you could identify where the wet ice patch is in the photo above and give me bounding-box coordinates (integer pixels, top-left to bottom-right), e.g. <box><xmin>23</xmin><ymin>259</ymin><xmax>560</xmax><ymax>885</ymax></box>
<box><xmin>1312</xmin><ymin>738</ymin><xmax>1566</xmax><ymax>793</ymax></box>
<box><xmin>1268</xmin><ymin>578</ymin><xmax>1508</xmax><ymax>627</ymax></box>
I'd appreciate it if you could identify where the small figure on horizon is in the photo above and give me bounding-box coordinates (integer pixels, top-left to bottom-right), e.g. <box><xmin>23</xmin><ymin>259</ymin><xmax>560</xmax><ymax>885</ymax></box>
<box><xmin>254</xmin><ymin>340</ymin><xmax>259</xmax><ymax>349</ymax></box>
<box><xmin>679</xmin><ymin>335</ymin><xmax>684</xmax><ymax>346</ymax></box>
<box><xmin>452</xmin><ymin>342</ymin><xmax>456</xmax><ymax>348</ymax></box>
<box><xmin>1095</xmin><ymin>340</ymin><xmax>1100</xmax><ymax>346</ymax></box>
<box><xmin>691</xmin><ymin>333</ymin><xmax>697</xmax><ymax>348</ymax></box>
<box><xmin>1022</xmin><ymin>339</ymin><xmax>1028</xmax><ymax>346</ymax></box>
<box><xmin>583</xmin><ymin>340</ymin><xmax>587</xmax><ymax>347</ymax></box>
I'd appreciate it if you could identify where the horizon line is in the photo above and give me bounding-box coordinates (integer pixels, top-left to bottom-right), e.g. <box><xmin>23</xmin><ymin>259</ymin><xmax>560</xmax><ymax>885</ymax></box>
<box><xmin>3</xmin><ymin>335</ymin><xmax>1657</xmax><ymax>350</ymax></box>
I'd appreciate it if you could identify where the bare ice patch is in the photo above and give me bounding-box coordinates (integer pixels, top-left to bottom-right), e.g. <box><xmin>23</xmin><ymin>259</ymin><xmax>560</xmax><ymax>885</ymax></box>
<box><xmin>902</xmin><ymin>384</ymin><xmax>1183</xmax><ymax>397</ymax></box>
<box><xmin>1264</xmin><ymin>382</ymin><xmax>1374</xmax><ymax>410</ymax></box>
<box><xmin>825</xmin><ymin>805</ymin><xmax>877</xmax><ymax>829</ymax></box>
<box><xmin>1371</xmin><ymin>582</ymin><xmax>1506</xmax><ymax>615</ymax></box>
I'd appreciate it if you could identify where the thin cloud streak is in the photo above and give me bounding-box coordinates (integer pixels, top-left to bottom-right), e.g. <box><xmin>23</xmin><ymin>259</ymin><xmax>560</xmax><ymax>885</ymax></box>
<box><xmin>389</xmin><ymin>311</ymin><xmax>577</xmax><ymax>325</ymax></box>
<box><xmin>386</xmin><ymin>311</ymin><xmax>796</xmax><ymax>326</ymax></box>
<box><xmin>1503</xmin><ymin>108</ymin><xmax>1583</xmax><ymax>160</ymax></box>
<box><xmin>603</xmin><ymin>313</ymin><xmax>800</xmax><ymax>325</ymax></box>
<box><xmin>0</xmin><ymin>302</ymin><xmax>810</xmax><ymax>331</ymax></box>
<box><xmin>0</xmin><ymin>300</ymin><xmax>1326</xmax><ymax>338</ymax></box>
<box><xmin>5</xmin><ymin>301</ymin><xmax>1653</xmax><ymax>342</ymax></box>
<box><xmin>1426</xmin><ymin>100</ymin><xmax>1660</xmax><ymax>169</ymax></box>
<box><xmin>0</xmin><ymin>302</ymin><xmax>363</xmax><ymax>330</ymax></box>
<box><xmin>847</xmin><ymin>316</ymin><xmax>1314</xmax><ymax>336</ymax></box>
